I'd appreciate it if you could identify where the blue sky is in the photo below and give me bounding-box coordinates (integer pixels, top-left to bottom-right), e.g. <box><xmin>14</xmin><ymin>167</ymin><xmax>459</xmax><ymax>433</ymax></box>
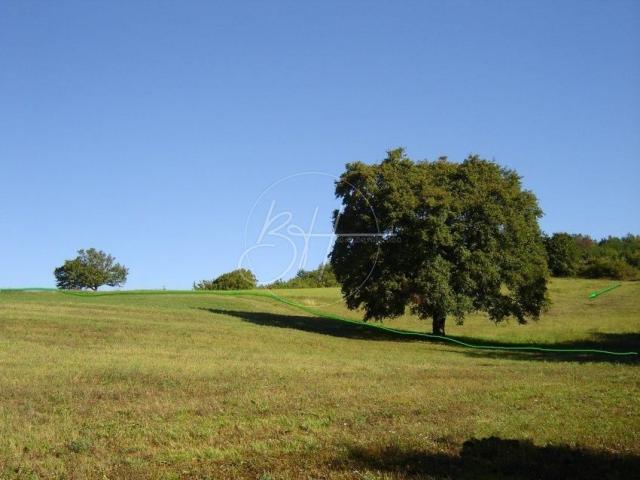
<box><xmin>1</xmin><ymin>0</ymin><xmax>638</xmax><ymax>289</ymax></box>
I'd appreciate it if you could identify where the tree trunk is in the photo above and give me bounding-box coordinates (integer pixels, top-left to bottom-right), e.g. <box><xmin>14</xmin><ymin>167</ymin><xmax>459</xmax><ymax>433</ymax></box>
<box><xmin>432</xmin><ymin>313</ymin><xmax>446</xmax><ymax>336</ymax></box>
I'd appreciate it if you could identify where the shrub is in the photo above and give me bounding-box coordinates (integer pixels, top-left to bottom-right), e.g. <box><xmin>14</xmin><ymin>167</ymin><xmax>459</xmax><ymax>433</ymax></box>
<box><xmin>194</xmin><ymin>269</ymin><xmax>257</xmax><ymax>290</ymax></box>
<box><xmin>580</xmin><ymin>257</ymin><xmax>636</xmax><ymax>280</ymax></box>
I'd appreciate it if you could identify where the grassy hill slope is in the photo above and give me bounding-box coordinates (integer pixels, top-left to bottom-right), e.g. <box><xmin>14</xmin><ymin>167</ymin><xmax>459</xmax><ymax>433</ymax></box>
<box><xmin>0</xmin><ymin>278</ymin><xmax>638</xmax><ymax>479</ymax></box>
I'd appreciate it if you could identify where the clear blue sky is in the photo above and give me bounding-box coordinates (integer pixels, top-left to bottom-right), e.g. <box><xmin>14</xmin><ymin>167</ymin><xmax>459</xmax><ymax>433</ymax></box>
<box><xmin>1</xmin><ymin>0</ymin><xmax>639</xmax><ymax>289</ymax></box>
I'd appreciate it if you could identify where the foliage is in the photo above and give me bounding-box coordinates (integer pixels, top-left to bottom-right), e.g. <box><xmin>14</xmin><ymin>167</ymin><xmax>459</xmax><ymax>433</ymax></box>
<box><xmin>586</xmin><ymin>234</ymin><xmax>640</xmax><ymax>279</ymax></box>
<box><xmin>330</xmin><ymin>148</ymin><xmax>549</xmax><ymax>334</ymax></box>
<box><xmin>265</xmin><ymin>264</ymin><xmax>339</xmax><ymax>289</ymax></box>
<box><xmin>543</xmin><ymin>233</ymin><xmax>640</xmax><ymax>280</ymax></box>
<box><xmin>544</xmin><ymin>233</ymin><xmax>580</xmax><ymax>276</ymax></box>
<box><xmin>580</xmin><ymin>257</ymin><xmax>634</xmax><ymax>280</ymax></box>
<box><xmin>54</xmin><ymin>248</ymin><xmax>128</xmax><ymax>291</ymax></box>
<box><xmin>194</xmin><ymin>268</ymin><xmax>257</xmax><ymax>290</ymax></box>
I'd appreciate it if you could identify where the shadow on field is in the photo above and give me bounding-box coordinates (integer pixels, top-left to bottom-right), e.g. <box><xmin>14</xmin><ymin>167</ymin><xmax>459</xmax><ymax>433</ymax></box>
<box><xmin>200</xmin><ymin>308</ymin><xmax>401</xmax><ymax>341</ymax></box>
<box><xmin>337</xmin><ymin>437</ymin><xmax>640</xmax><ymax>479</ymax></box>
<box><xmin>200</xmin><ymin>308</ymin><xmax>639</xmax><ymax>364</ymax></box>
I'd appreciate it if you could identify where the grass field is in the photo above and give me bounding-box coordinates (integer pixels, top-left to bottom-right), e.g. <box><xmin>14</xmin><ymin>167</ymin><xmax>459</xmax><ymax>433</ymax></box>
<box><xmin>1</xmin><ymin>278</ymin><xmax>639</xmax><ymax>479</ymax></box>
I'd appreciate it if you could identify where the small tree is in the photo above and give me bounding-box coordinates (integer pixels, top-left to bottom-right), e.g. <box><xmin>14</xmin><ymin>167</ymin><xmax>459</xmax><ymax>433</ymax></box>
<box><xmin>54</xmin><ymin>249</ymin><xmax>128</xmax><ymax>291</ymax></box>
<box><xmin>330</xmin><ymin>149</ymin><xmax>549</xmax><ymax>335</ymax></box>
<box><xmin>544</xmin><ymin>232</ymin><xmax>580</xmax><ymax>276</ymax></box>
<box><xmin>194</xmin><ymin>268</ymin><xmax>257</xmax><ymax>290</ymax></box>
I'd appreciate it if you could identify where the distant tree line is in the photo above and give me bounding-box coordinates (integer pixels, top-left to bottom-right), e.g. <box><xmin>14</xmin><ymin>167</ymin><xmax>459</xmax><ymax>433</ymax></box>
<box><xmin>191</xmin><ymin>232</ymin><xmax>639</xmax><ymax>294</ymax></box>
<box><xmin>264</xmin><ymin>264</ymin><xmax>339</xmax><ymax>289</ymax></box>
<box><xmin>192</xmin><ymin>265</ymin><xmax>338</xmax><ymax>291</ymax></box>
<box><xmin>543</xmin><ymin>233</ymin><xmax>639</xmax><ymax>280</ymax></box>
<box><xmin>54</xmin><ymin>233</ymin><xmax>638</xmax><ymax>295</ymax></box>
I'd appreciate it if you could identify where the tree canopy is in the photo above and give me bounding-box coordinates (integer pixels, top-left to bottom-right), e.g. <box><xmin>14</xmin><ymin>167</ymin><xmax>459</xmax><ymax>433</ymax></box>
<box><xmin>54</xmin><ymin>249</ymin><xmax>128</xmax><ymax>291</ymax></box>
<box><xmin>330</xmin><ymin>149</ymin><xmax>549</xmax><ymax>335</ymax></box>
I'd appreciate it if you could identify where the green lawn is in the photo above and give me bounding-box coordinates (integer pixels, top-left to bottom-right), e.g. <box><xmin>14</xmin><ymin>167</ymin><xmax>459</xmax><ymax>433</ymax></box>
<box><xmin>0</xmin><ymin>278</ymin><xmax>638</xmax><ymax>479</ymax></box>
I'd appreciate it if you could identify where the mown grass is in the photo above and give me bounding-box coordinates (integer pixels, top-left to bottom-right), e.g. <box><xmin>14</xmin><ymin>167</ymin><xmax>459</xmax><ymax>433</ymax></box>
<box><xmin>0</xmin><ymin>278</ymin><xmax>638</xmax><ymax>479</ymax></box>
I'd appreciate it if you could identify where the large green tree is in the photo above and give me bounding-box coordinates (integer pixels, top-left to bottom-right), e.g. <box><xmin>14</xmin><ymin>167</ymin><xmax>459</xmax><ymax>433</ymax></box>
<box><xmin>54</xmin><ymin>249</ymin><xmax>128</xmax><ymax>291</ymax></box>
<box><xmin>330</xmin><ymin>149</ymin><xmax>549</xmax><ymax>335</ymax></box>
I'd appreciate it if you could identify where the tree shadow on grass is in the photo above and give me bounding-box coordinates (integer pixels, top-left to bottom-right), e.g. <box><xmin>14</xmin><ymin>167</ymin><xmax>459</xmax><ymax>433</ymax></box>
<box><xmin>337</xmin><ymin>437</ymin><xmax>640</xmax><ymax>479</ymax></box>
<box><xmin>200</xmin><ymin>308</ymin><xmax>404</xmax><ymax>341</ymax></box>
<box><xmin>199</xmin><ymin>308</ymin><xmax>639</xmax><ymax>364</ymax></box>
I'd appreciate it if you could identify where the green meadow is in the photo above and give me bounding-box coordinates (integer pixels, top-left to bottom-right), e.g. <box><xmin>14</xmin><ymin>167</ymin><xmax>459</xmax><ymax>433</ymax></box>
<box><xmin>1</xmin><ymin>278</ymin><xmax>638</xmax><ymax>479</ymax></box>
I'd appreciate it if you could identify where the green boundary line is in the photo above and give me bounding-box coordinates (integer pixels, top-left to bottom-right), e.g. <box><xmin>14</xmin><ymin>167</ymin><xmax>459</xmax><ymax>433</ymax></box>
<box><xmin>589</xmin><ymin>283</ymin><xmax>621</xmax><ymax>299</ymax></box>
<box><xmin>1</xmin><ymin>287</ymin><xmax>637</xmax><ymax>357</ymax></box>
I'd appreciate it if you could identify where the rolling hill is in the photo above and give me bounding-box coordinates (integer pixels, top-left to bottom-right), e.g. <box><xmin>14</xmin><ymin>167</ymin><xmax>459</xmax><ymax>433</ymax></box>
<box><xmin>0</xmin><ymin>278</ymin><xmax>638</xmax><ymax>479</ymax></box>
